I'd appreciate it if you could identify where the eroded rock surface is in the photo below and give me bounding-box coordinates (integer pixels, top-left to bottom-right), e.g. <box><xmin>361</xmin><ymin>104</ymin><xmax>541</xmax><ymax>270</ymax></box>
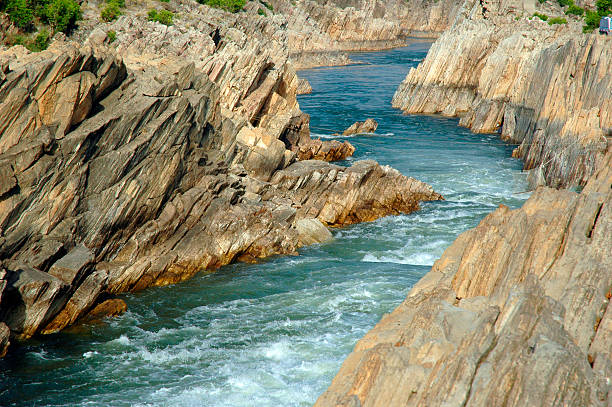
<box><xmin>316</xmin><ymin>150</ymin><xmax>612</xmax><ymax>407</ymax></box>
<box><xmin>342</xmin><ymin>118</ymin><xmax>378</xmax><ymax>135</ymax></box>
<box><xmin>268</xmin><ymin>0</ymin><xmax>464</xmax><ymax>68</ymax></box>
<box><xmin>0</xmin><ymin>0</ymin><xmax>442</xmax><ymax>350</ymax></box>
<box><xmin>392</xmin><ymin>0</ymin><xmax>612</xmax><ymax>188</ymax></box>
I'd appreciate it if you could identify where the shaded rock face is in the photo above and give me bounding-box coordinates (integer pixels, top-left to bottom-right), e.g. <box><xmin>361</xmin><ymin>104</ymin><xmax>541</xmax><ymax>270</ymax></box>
<box><xmin>0</xmin><ymin>0</ymin><xmax>443</xmax><ymax>346</ymax></box>
<box><xmin>392</xmin><ymin>0</ymin><xmax>612</xmax><ymax>188</ymax></box>
<box><xmin>315</xmin><ymin>150</ymin><xmax>612</xmax><ymax>407</ymax></box>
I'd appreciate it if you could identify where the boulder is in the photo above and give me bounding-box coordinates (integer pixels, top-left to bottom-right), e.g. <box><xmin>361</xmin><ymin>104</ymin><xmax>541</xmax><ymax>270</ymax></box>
<box><xmin>296</xmin><ymin>77</ymin><xmax>313</xmax><ymax>95</ymax></box>
<box><xmin>342</xmin><ymin>118</ymin><xmax>378</xmax><ymax>136</ymax></box>
<box><xmin>295</xmin><ymin>218</ymin><xmax>333</xmax><ymax>245</ymax></box>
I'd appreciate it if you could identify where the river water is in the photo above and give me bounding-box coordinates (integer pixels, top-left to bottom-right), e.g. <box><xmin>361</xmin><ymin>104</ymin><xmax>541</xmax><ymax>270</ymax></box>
<box><xmin>0</xmin><ymin>41</ymin><xmax>528</xmax><ymax>406</ymax></box>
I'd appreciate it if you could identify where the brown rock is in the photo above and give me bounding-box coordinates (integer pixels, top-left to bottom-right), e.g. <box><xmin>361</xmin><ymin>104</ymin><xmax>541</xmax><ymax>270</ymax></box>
<box><xmin>316</xmin><ymin>151</ymin><xmax>612</xmax><ymax>406</ymax></box>
<box><xmin>80</xmin><ymin>298</ymin><xmax>128</xmax><ymax>323</ymax></box>
<box><xmin>0</xmin><ymin>322</ymin><xmax>9</xmax><ymax>358</ymax></box>
<box><xmin>297</xmin><ymin>77</ymin><xmax>313</xmax><ymax>95</ymax></box>
<box><xmin>0</xmin><ymin>266</ymin><xmax>70</xmax><ymax>339</ymax></box>
<box><xmin>0</xmin><ymin>0</ymin><xmax>442</xmax><ymax>351</ymax></box>
<box><xmin>342</xmin><ymin>119</ymin><xmax>378</xmax><ymax>136</ymax></box>
<box><xmin>392</xmin><ymin>0</ymin><xmax>611</xmax><ymax>188</ymax></box>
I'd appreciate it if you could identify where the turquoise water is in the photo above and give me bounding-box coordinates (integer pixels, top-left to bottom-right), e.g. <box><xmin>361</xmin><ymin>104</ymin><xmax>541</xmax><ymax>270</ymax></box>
<box><xmin>0</xmin><ymin>41</ymin><xmax>528</xmax><ymax>406</ymax></box>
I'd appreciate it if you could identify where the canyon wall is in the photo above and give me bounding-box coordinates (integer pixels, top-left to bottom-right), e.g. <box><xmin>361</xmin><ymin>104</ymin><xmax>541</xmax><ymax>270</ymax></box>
<box><xmin>392</xmin><ymin>0</ymin><xmax>612</xmax><ymax>188</ymax></box>
<box><xmin>265</xmin><ymin>0</ymin><xmax>464</xmax><ymax>68</ymax></box>
<box><xmin>316</xmin><ymin>147</ymin><xmax>612</xmax><ymax>406</ymax></box>
<box><xmin>0</xmin><ymin>1</ymin><xmax>442</xmax><ymax>355</ymax></box>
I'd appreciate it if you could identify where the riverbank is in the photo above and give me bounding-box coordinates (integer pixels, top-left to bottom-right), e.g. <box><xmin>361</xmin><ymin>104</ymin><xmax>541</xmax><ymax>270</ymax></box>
<box><xmin>0</xmin><ymin>45</ymin><xmax>529</xmax><ymax>406</ymax></box>
<box><xmin>392</xmin><ymin>0</ymin><xmax>612</xmax><ymax>188</ymax></box>
<box><xmin>0</xmin><ymin>0</ymin><xmax>446</xmax><ymax>357</ymax></box>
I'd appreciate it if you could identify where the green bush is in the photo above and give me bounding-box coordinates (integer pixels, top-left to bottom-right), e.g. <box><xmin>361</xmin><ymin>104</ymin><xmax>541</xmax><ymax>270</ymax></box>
<box><xmin>31</xmin><ymin>28</ymin><xmax>49</xmax><ymax>50</ymax></box>
<box><xmin>148</xmin><ymin>8</ymin><xmax>173</xmax><ymax>25</ymax></box>
<box><xmin>6</xmin><ymin>0</ymin><xmax>34</xmax><ymax>29</ymax></box>
<box><xmin>6</xmin><ymin>29</ymin><xmax>49</xmax><ymax>51</ymax></box>
<box><xmin>596</xmin><ymin>0</ymin><xmax>612</xmax><ymax>13</ymax></box>
<box><xmin>566</xmin><ymin>4</ymin><xmax>584</xmax><ymax>15</ymax></box>
<box><xmin>198</xmin><ymin>0</ymin><xmax>245</xmax><ymax>13</ymax></box>
<box><xmin>100</xmin><ymin>1</ymin><xmax>121</xmax><ymax>21</ymax></box>
<box><xmin>548</xmin><ymin>16</ymin><xmax>568</xmax><ymax>24</ymax></box>
<box><xmin>557</xmin><ymin>0</ymin><xmax>572</xmax><ymax>6</ymax></box>
<box><xmin>107</xmin><ymin>29</ymin><xmax>116</xmax><ymax>43</ymax></box>
<box><xmin>257</xmin><ymin>7</ymin><xmax>265</xmax><ymax>15</ymax></box>
<box><xmin>44</xmin><ymin>0</ymin><xmax>80</xmax><ymax>32</ymax></box>
<box><xmin>533</xmin><ymin>12</ymin><xmax>549</xmax><ymax>21</ymax></box>
<box><xmin>583</xmin><ymin>8</ymin><xmax>601</xmax><ymax>31</ymax></box>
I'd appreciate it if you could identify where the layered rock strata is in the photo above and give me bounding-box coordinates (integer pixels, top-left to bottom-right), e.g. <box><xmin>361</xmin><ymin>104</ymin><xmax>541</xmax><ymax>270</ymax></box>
<box><xmin>316</xmin><ymin>149</ymin><xmax>612</xmax><ymax>406</ymax></box>
<box><xmin>393</xmin><ymin>0</ymin><xmax>612</xmax><ymax>188</ymax></box>
<box><xmin>342</xmin><ymin>118</ymin><xmax>378</xmax><ymax>136</ymax></box>
<box><xmin>266</xmin><ymin>0</ymin><xmax>464</xmax><ymax>68</ymax></box>
<box><xmin>0</xmin><ymin>1</ymin><xmax>442</xmax><ymax>349</ymax></box>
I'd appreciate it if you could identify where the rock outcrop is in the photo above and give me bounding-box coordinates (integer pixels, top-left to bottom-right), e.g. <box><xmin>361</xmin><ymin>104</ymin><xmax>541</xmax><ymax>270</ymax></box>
<box><xmin>266</xmin><ymin>0</ymin><xmax>464</xmax><ymax>68</ymax></box>
<box><xmin>297</xmin><ymin>77</ymin><xmax>313</xmax><ymax>95</ymax></box>
<box><xmin>315</xmin><ymin>149</ymin><xmax>612</xmax><ymax>407</ymax></box>
<box><xmin>342</xmin><ymin>118</ymin><xmax>378</xmax><ymax>135</ymax></box>
<box><xmin>0</xmin><ymin>0</ymin><xmax>442</xmax><ymax>351</ymax></box>
<box><xmin>392</xmin><ymin>0</ymin><xmax>612</xmax><ymax>188</ymax></box>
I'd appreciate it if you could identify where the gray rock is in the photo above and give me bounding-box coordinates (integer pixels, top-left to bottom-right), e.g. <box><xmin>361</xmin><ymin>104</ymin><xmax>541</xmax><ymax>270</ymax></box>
<box><xmin>48</xmin><ymin>245</ymin><xmax>95</xmax><ymax>285</ymax></box>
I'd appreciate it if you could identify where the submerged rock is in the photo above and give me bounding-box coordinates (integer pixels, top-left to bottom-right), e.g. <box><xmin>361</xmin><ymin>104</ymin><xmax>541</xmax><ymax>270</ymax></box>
<box><xmin>315</xmin><ymin>150</ymin><xmax>612</xmax><ymax>406</ymax></box>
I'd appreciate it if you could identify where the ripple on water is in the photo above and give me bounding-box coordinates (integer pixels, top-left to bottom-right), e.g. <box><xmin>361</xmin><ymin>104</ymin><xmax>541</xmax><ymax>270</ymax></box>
<box><xmin>0</xmin><ymin>42</ymin><xmax>528</xmax><ymax>407</ymax></box>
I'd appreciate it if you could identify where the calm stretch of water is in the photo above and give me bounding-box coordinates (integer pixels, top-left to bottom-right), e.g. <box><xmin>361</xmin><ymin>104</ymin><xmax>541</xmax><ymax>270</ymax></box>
<box><xmin>0</xmin><ymin>42</ymin><xmax>528</xmax><ymax>406</ymax></box>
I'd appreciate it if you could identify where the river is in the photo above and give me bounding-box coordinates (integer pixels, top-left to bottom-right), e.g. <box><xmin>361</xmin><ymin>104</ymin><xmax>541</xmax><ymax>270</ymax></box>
<box><xmin>0</xmin><ymin>41</ymin><xmax>528</xmax><ymax>406</ymax></box>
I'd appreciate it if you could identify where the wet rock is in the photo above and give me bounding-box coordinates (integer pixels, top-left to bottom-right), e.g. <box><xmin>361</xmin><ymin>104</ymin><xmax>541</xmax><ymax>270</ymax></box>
<box><xmin>0</xmin><ymin>322</ymin><xmax>9</xmax><ymax>358</ymax></box>
<box><xmin>0</xmin><ymin>266</ymin><xmax>70</xmax><ymax>339</ymax></box>
<box><xmin>79</xmin><ymin>298</ymin><xmax>128</xmax><ymax>323</ymax></box>
<box><xmin>342</xmin><ymin>118</ymin><xmax>378</xmax><ymax>136</ymax></box>
<box><xmin>316</xmin><ymin>151</ymin><xmax>612</xmax><ymax>406</ymax></box>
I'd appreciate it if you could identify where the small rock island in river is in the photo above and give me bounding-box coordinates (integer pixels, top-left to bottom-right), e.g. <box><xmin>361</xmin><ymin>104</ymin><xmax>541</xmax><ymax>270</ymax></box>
<box><xmin>0</xmin><ymin>0</ymin><xmax>611</xmax><ymax>405</ymax></box>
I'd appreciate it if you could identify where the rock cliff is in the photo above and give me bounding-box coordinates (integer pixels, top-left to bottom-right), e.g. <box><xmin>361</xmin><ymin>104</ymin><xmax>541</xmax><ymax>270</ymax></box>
<box><xmin>0</xmin><ymin>0</ymin><xmax>442</xmax><ymax>351</ymax></box>
<box><xmin>392</xmin><ymin>0</ymin><xmax>612</xmax><ymax>188</ymax></box>
<box><xmin>267</xmin><ymin>0</ymin><xmax>464</xmax><ymax>68</ymax></box>
<box><xmin>315</xmin><ymin>147</ymin><xmax>612</xmax><ymax>406</ymax></box>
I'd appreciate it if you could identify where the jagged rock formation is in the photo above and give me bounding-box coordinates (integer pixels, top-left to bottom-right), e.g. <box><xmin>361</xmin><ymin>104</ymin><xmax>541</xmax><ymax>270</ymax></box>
<box><xmin>0</xmin><ymin>0</ymin><xmax>442</xmax><ymax>350</ymax></box>
<box><xmin>315</xmin><ymin>149</ymin><xmax>612</xmax><ymax>407</ymax></box>
<box><xmin>266</xmin><ymin>0</ymin><xmax>464</xmax><ymax>68</ymax></box>
<box><xmin>392</xmin><ymin>0</ymin><xmax>612</xmax><ymax>188</ymax></box>
<box><xmin>342</xmin><ymin>118</ymin><xmax>378</xmax><ymax>135</ymax></box>
<box><xmin>297</xmin><ymin>77</ymin><xmax>313</xmax><ymax>95</ymax></box>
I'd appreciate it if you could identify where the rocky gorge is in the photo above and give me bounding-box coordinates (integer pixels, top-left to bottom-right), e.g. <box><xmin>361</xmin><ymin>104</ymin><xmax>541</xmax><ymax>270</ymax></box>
<box><xmin>0</xmin><ymin>0</ymin><xmax>444</xmax><ymax>358</ymax></box>
<box><xmin>393</xmin><ymin>0</ymin><xmax>612</xmax><ymax>188</ymax></box>
<box><xmin>314</xmin><ymin>0</ymin><xmax>612</xmax><ymax>404</ymax></box>
<box><xmin>0</xmin><ymin>0</ymin><xmax>610</xmax><ymax>404</ymax></box>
